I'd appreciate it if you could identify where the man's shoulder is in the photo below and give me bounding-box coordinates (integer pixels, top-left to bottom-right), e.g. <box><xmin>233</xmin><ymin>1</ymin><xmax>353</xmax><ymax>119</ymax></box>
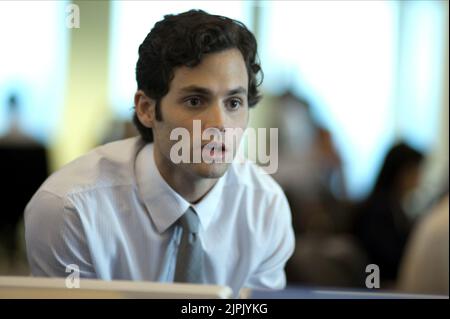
<box><xmin>227</xmin><ymin>158</ymin><xmax>284</xmax><ymax>197</ymax></box>
<box><xmin>39</xmin><ymin>137</ymin><xmax>145</xmax><ymax>198</ymax></box>
<box><xmin>225</xmin><ymin>159</ymin><xmax>293</xmax><ymax>241</ymax></box>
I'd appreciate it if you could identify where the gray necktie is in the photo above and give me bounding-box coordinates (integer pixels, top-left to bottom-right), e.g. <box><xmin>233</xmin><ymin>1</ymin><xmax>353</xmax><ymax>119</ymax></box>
<box><xmin>174</xmin><ymin>207</ymin><xmax>205</xmax><ymax>283</ymax></box>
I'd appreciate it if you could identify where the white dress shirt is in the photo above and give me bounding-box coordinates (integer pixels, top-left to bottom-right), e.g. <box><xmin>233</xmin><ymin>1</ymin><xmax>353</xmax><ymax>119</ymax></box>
<box><xmin>25</xmin><ymin>137</ymin><xmax>295</xmax><ymax>294</ymax></box>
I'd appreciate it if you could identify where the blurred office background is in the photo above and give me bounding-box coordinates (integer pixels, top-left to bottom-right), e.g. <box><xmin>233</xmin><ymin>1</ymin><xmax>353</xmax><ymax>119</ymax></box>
<box><xmin>0</xmin><ymin>1</ymin><xmax>448</xmax><ymax>295</ymax></box>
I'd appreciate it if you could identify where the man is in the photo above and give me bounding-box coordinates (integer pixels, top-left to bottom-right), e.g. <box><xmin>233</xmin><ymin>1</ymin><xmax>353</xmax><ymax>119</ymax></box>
<box><xmin>25</xmin><ymin>10</ymin><xmax>295</xmax><ymax>294</ymax></box>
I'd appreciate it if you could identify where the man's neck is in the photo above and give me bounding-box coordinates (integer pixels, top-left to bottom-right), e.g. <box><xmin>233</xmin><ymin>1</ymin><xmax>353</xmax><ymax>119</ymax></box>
<box><xmin>153</xmin><ymin>145</ymin><xmax>218</xmax><ymax>204</ymax></box>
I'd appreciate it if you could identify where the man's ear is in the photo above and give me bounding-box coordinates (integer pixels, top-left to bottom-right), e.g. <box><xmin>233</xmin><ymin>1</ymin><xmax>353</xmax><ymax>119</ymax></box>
<box><xmin>134</xmin><ymin>90</ymin><xmax>156</xmax><ymax>128</ymax></box>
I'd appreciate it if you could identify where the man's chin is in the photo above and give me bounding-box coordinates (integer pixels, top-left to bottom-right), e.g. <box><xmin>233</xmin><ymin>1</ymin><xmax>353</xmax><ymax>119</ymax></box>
<box><xmin>191</xmin><ymin>162</ymin><xmax>230</xmax><ymax>179</ymax></box>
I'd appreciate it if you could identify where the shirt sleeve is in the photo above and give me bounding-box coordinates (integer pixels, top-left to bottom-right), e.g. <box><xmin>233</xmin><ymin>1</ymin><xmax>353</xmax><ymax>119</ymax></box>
<box><xmin>24</xmin><ymin>190</ymin><xmax>97</xmax><ymax>278</ymax></box>
<box><xmin>245</xmin><ymin>191</ymin><xmax>295</xmax><ymax>290</ymax></box>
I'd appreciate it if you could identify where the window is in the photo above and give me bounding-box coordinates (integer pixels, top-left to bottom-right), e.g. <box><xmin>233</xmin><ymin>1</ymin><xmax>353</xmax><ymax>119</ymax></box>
<box><xmin>258</xmin><ymin>0</ymin><xmax>445</xmax><ymax>198</ymax></box>
<box><xmin>0</xmin><ymin>1</ymin><xmax>69</xmax><ymax>143</ymax></box>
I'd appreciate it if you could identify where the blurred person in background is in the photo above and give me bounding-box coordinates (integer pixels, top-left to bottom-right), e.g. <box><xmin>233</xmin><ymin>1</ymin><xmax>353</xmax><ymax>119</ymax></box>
<box><xmin>397</xmin><ymin>177</ymin><xmax>448</xmax><ymax>296</ymax></box>
<box><xmin>353</xmin><ymin>142</ymin><xmax>425</xmax><ymax>286</ymax></box>
<box><xmin>271</xmin><ymin>91</ymin><xmax>367</xmax><ymax>287</ymax></box>
<box><xmin>0</xmin><ymin>93</ymin><xmax>48</xmax><ymax>270</ymax></box>
<box><xmin>271</xmin><ymin>91</ymin><xmax>349</xmax><ymax>235</ymax></box>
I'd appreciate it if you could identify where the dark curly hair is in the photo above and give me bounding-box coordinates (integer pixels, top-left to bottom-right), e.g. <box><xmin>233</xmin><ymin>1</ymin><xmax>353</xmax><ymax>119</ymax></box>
<box><xmin>133</xmin><ymin>9</ymin><xmax>263</xmax><ymax>142</ymax></box>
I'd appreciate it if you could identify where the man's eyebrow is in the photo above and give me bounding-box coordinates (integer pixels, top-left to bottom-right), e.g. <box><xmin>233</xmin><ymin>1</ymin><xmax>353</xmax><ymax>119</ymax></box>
<box><xmin>226</xmin><ymin>86</ymin><xmax>247</xmax><ymax>96</ymax></box>
<box><xmin>178</xmin><ymin>85</ymin><xmax>247</xmax><ymax>96</ymax></box>
<box><xmin>179</xmin><ymin>86</ymin><xmax>212</xmax><ymax>95</ymax></box>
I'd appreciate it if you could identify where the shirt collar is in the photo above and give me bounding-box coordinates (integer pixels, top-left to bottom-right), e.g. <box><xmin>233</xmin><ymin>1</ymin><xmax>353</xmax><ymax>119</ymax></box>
<box><xmin>135</xmin><ymin>142</ymin><xmax>227</xmax><ymax>234</ymax></box>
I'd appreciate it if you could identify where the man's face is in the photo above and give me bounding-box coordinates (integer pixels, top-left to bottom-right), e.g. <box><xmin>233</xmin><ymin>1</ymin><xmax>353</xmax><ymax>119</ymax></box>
<box><xmin>152</xmin><ymin>48</ymin><xmax>249</xmax><ymax>179</ymax></box>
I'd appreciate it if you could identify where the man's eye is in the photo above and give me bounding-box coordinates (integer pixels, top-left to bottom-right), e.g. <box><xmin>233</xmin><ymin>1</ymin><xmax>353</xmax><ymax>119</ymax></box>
<box><xmin>227</xmin><ymin>98</ymin><xmax>242</xmax><ymax>110</ymax></box>
<box><xmin>185</xmin><ymin>97</ymin><xmax>202</xmax><ymax>107</ymax></box>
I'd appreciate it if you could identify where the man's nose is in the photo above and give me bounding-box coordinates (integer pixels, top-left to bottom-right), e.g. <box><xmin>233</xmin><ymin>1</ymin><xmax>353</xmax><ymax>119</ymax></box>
<box><xmin>203</xmin><ymin>102</ymin><xmax>226</xmax><ymax>132</ymax></box>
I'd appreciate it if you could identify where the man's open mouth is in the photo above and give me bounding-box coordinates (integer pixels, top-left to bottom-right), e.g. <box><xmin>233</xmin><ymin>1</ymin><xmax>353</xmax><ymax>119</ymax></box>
<box><xmin>202</xmin><ymin>142</ymin><xmax>226</xmax><ymax>158</ymax></box>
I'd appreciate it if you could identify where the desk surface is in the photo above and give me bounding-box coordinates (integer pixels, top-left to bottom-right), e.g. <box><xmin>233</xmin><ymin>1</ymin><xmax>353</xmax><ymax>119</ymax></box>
<box><xmin>1</xmin><ymin>277</ymin><xmax>447</xmax><ymax>299</ymax></box>
<box><xmin>250</xmin><ymin>285</ymin><xmax>448</xmax><ymax>299</ymax></box>
<box><xmin>0</xmin><ymin>276</ymin><xmax>233</xmax><ymax>299</ymax></box>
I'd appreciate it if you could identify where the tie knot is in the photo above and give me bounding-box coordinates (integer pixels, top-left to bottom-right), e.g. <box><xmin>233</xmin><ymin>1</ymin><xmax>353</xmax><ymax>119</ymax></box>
<box><xmin>178</xmin><ymin>207</ymin><xmax>200</xmax><ymax>234</ymax></box>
